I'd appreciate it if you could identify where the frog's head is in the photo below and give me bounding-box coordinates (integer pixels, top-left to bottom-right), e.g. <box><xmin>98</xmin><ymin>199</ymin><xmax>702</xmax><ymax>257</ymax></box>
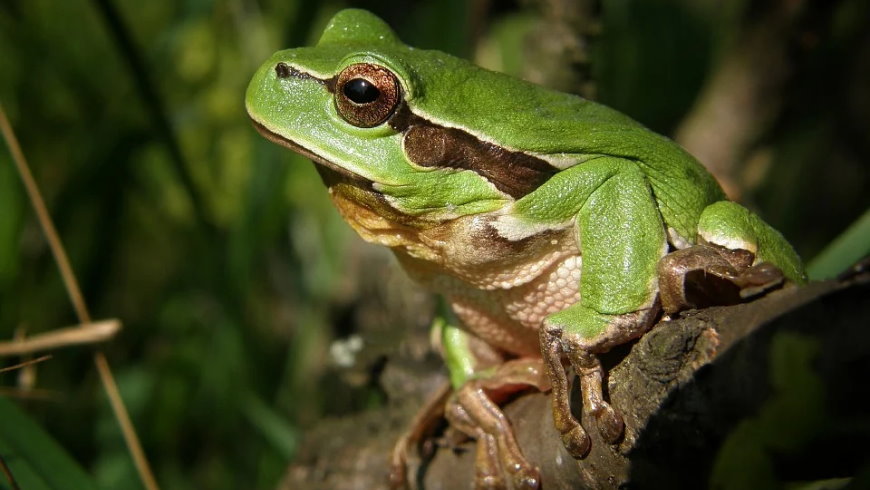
<box><xmin>246</xmin><ymin>9</ymin><xmax>559</xmax><ymax>228</ymax></box>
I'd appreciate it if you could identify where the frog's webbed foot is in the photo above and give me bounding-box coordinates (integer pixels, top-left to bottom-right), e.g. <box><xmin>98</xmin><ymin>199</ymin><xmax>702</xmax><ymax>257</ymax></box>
<box><xmin>540</xmin><ymin>306</ymin><xmax>658</xmax><ymax>459</ymax></box>
<box><xmin>444</xmin><ymin>359</ymin><xmax>550</xmax><ymax>490</ymax></box>
<box><xmin>658</xmin><ymin>243</ymin><xmax>785</xmax><ymax>316</ymax></box>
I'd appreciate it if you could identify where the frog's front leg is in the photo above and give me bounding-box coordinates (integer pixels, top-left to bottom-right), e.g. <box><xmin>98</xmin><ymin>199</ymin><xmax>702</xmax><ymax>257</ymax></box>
<box><xmin>541</xmin><ymin>305</ymin><xmax>660</xmax><ymax>456</ymax></box>
<box><xmin>540</xmin><ymin>160</ymin><xmax>667</xmax><ymax>456</ymax></box>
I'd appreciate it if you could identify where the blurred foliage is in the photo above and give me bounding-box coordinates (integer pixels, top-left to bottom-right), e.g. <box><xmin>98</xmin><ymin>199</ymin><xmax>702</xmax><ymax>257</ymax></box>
<box><xmin>0</xmin><ymin>0</ymin><xmax>867</xmax><ymax>489</ymax></box>
<box><xmin>710</xmin><ymin>332</ymin><xmax>827</xmax><ymax>489</ymax></box>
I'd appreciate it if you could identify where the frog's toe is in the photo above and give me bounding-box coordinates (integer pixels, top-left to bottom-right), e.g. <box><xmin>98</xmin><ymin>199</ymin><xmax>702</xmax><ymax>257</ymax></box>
<box><xmin>473</xmin><ymin>433</ymin><xmax>505</xmax><ymax>490</ymax></box>
<box><xmin>467</xmin><ymin>422</ymin><xmax>539</xmax><ymax>490</ymax></box>
<box><xmin>659</xmin><ymin>243</ymin><xmax>788</xmax><ymax>314</ymax></box>
<box><xmin>594</xmin><ymin>404</ymin><xmax>624</xmax><ymax>443</ymax></box>
<box><xmin>736</xmin><ymin>261</ymin><xmax>784</xmax><ymax>298</ymax></box>
<box><xmin>509</xmin><ymin>464</ymin><xmax>541</xmax><ymax>490</ymax></box>
<box><xmin>572</xmin><ymin>349</ymin><xmax>627</xmax><ymax>445</ymax></box>
<box><xmin>561</xmin><ymin>425</ymin><xmax>591</xmax><ymax>459</ymax></box>
<box><xmin>543</xmin><ymin>304</ymin><xmax>658</xmax><ymax>459</ymax></box>
<box><xmin>476</xmin><ymin>475</ymin><xmax>504</xmax><ymax>490</ymax></box>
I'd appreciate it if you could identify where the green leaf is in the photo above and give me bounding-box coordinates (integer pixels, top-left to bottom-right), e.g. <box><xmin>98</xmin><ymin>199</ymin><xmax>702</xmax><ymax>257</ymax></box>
<box><xmin>0</xmin><ymin>397</ymin><xmax>99</xmax><ymax>490</ymax></box>
<box><xmin>807</xmin><ymin>208</ymin><xmax>870</xmax><ymax>280</ymax></box>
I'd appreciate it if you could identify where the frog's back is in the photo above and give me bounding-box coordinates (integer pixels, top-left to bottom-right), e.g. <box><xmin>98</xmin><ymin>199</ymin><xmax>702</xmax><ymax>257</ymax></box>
<box><xmin>405</xmin><ymin>55</ymin><xmax>725</xmax><ymax>242</ymax></box>
<box><xmin>301</xmin><ymin>10</ymin><xmax>723</xmax><ymax>242</ymax></box>
<box><xmin>590</xmin><ymin>124</ymin><xmax>727</xmax><ymax>244</ymax></box>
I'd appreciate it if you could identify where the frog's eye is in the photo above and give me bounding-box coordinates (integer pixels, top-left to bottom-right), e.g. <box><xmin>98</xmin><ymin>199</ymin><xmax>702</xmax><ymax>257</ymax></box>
<box><xmin>334</xmin><ymin>63</ymin><xmax>401</xmax><ymax>128</ymax></box>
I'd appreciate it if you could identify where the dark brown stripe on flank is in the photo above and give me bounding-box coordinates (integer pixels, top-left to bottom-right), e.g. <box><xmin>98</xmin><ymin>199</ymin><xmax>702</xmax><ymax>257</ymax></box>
<box><xmin>390</xmin><ymin>104</ymin><xmax>558</xmax><ymax>199</ymax></box>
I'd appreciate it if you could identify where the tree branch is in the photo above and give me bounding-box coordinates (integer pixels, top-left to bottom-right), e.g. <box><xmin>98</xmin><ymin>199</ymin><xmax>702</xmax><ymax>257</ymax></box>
<box><xmin>279</xmin><ymin>274</ymin><xmax>869</xmax><ymax>489</ymax></box>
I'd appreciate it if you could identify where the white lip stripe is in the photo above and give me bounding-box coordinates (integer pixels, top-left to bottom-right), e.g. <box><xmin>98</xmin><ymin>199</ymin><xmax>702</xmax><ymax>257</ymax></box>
<box><xmin>492</xmin><ymin>212</ymin><xmax>573</xmax><ymax>241</ymax></box>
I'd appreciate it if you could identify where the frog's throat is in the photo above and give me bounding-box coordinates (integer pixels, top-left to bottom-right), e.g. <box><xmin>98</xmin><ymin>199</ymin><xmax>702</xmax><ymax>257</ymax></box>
<box><xmin>250</xmin><ymin>119</ymin><xmax>370</xmax><ymax>185</ymax></box>
<box><xmin>315</xmin><ymin>165</ymin><xmax>449</xmax><ymax>260</ymax></box>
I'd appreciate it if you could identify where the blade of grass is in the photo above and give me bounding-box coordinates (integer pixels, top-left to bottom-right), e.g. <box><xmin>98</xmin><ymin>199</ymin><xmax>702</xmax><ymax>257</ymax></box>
<box><xmin>0</xmin><ymin>453</ymin><xmax>20</xmax><ymax>490</ymax></box>
<box><xmin>0</xmin><ymin>104</ymin><xmax>159</xmax><ymax>490</ymax></box>
<box><xmin>89</xmin><ymin>0</ymin><xmax>215</xmax><ymax>233</ymax></box>
<box><xmin>243</xmin><ymin>394</ymin><xmax>299</xmax><ymax>460</ymax></box>
<box><xmin>806</xmin><ymin>208</ymin><xmax>870</xmax><ymax>280</ymax></box>
<box><xmin>0</xmin><ymin>396</ymin><xmax>98</xmax><ymax>490</ymax></box>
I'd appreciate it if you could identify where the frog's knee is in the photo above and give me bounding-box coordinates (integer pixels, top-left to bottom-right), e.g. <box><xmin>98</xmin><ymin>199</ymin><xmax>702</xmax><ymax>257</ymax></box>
<box><xmin>698</xmin><ymin>201</ymin><xmax>806</xmax><ymax>283</ymax></box>
<box><xmin>697</xmin><ymin>201</ymin><xmax>760</xmax><ymax>253</ymax></box>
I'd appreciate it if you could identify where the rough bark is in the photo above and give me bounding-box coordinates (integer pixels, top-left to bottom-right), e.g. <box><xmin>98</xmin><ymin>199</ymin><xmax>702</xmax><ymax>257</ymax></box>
<box><xmin>279</xmin><ymin>272</ymin><xmax>869</xmax><ymax>489</ymax></box>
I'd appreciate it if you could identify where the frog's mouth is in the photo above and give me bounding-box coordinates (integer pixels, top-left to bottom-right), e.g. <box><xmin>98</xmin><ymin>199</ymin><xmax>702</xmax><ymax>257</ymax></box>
<box><xmin>250</xmin><ymin>119</ymin><xmax>372</xmax><ymax>186</ymax></box>
<box><xmin>250</xmin><ymin>118</ymin><xmax>438</xmax><ymax>232</ymax></box>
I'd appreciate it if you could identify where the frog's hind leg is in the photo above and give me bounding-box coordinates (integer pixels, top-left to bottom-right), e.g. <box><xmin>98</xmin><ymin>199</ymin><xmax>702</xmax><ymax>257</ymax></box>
<box><xmin>658</xmin><ymin>200</ymin><xmax>806</xmax><ymax>315</ymax></box>
<box><xmin>444</xmin><ymin>358</ymin><xmax>551</xmax><ymax>490</ymax></box>
<box><xmin>389</xmin><ymin>381</ymin><xmax>452</xmax><ymax>489</ymax></box>
<box><xmin>657</xmin><ymin>242</ymin><xmax>784</xmax><ymax>315</ymax></box>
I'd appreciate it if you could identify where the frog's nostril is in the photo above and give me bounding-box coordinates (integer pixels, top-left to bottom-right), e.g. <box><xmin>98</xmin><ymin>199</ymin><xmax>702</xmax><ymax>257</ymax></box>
<box><xmin>275</xmin><ymin>62</ymin><xmax>291</xmax><ymax>79</ymax></box>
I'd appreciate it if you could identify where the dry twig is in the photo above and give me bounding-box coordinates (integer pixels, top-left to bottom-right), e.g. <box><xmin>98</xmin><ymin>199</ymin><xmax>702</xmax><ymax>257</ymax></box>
<box><xmin>1</xmin><ymin>104</ymin><xmax>159</xmax><ymax>490</ymax></box>
<box><xmin>0</xmin><ymin>320</ymin><xmax>121</xmax><ymax>357</ymax></box>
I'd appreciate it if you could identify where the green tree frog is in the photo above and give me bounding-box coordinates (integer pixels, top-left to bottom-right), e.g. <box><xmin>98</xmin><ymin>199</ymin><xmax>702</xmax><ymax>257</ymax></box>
<box><xmin>246</xmin><ymin>9</ymin><xmax>805</xmax><ymax>488</ymax></box>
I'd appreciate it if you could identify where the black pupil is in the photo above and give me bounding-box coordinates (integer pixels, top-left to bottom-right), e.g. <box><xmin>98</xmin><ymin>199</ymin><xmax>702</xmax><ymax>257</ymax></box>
<box><xmin>343</xmin><ymin>78</ymin><xmax>380</xmax><ymax>104</ymax></box>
